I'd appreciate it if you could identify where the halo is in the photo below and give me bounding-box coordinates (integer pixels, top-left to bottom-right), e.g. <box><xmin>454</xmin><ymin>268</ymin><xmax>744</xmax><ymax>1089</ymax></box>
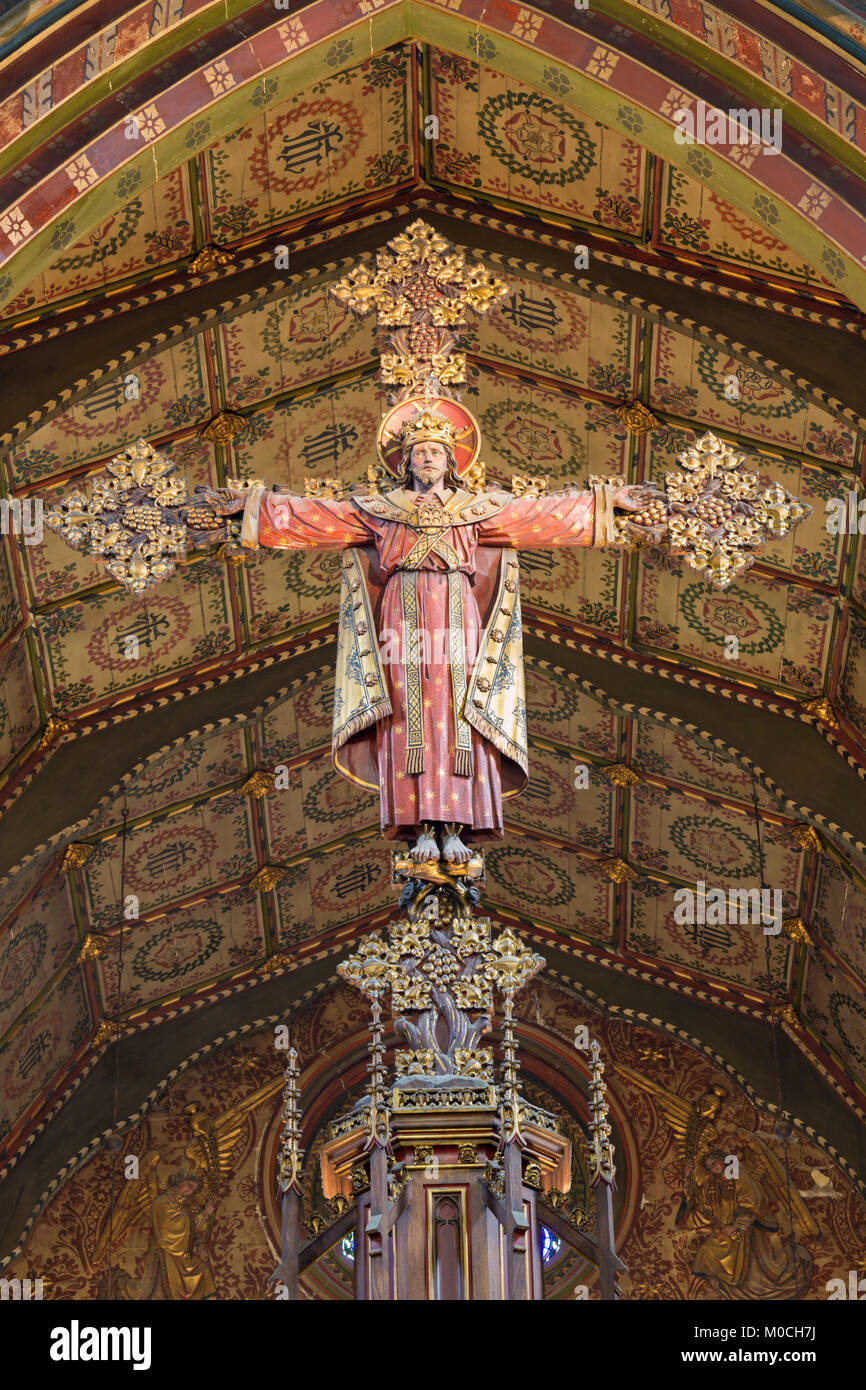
<box><xmin>376</xmin><ymin>395</ymin><xmax>481</xmax><ymax>478</ymax></box>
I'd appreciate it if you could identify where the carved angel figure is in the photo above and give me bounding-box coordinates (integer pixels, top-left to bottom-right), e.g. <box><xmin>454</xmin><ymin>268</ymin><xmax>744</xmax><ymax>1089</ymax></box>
<box><xmin>616</xmin><ymin>1065</ymin><xmax>816</xmax><ymax>1299</ymax></box>
<box><xmin>94</xmin><ymin>1074</ymin><xmax>283</xmax><ymax>1298</ymax></box>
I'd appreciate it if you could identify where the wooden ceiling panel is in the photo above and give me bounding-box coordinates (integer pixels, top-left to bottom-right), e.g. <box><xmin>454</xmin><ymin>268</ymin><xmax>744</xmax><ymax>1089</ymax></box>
<box><xmin>802</xmin><ymin>948</ymin><xmax>866</xmax><ymax>1090</ymax></box>
<box><xmin>505</xmin><ymin>742</ymin><xmax>616</xmax><ymax>846</ymax></box>
<box><xmin>299</xmin><ymin>837</ymin><xmax>395</xmax><ymax>934</ymax></box>
<box><xmin>0</xmin><ymin>874</ymin><xmax>78</xmax><ymax>1044</ymax></box>
<box><xmin>647</xmin><ymin>324</ymin><xmax>862</xmax><ymax>466</ymax></box>
<box><xmin>468</xmin><ymin>369</ymin><xmax>633</xmax><ymax>483</ymax></box>
<box><xmin>467</xmin><ymin>273</ymin><xmax>638</xmax><ymax>395</ymax></box>
<box><xmin>838</xmin><ymin>615</ymin><xmax>866</xmax><ymax>743</ymax></box>
<box><xmin>524</xmin><ymin>665</ymin><xmax>618</xmax><ymax>758</ymax></box>
<box><xmin>94</xmin><ymin>890</ymin><xmax>267</xmax><ymax>1017</ymax></box>
<box><xmin>625</xmin><ymin>878</ymin><xmax>792</xmax><ymax>994</ymax></box>
<box><xmin>652</xmin><ymin>162</ymin><xmax>828</xmax><ymax>287</ymax></box>
<box><xmin>217</xmin><ymin>286</ymin><xmax>371</xmax><ymax>407</ymax></box>
<box><xmin>0</xmin><ymin>639</ymin><xmax>41</xmax><ymax>774</ymax></box>
<box><xmin>257</xmin><ymin>675</ymin><xmax>334</xmax><ymax>760</ymax></box>
<box><xmin>627</xmin><ymin>781</ymin><xmax>805</xmax><ymax>896</ymax></box>
<box><xmin>631</xmin><ymin>722</ymin><xmax>777</xmax><ymax>807</ymax></box>
<box><xmin>227</xmin><ymin>374</ymin><xmax>380</xmax><ymax>494</ymax></box>
<box><xmin>81</xmin><ymin>793</ymin><xmax>259</xmax><ymax>928</ymax></box>
<box><xmin>239</xmin><ymin>546</ymin><xmax>342</xmax><ymax>648</ymax></box>
<box><xmin>811</xmin><ymin>856</ymin><xmax>866</xmax><ymax>990</ymax></box>
<box><xmin>485</xmin><ymin>841</ymin><xmax>615</xmax><ymax>941</ymax></box>
<box><xmin>7</xmin><ymin>334</ymin><xmax>212</xmax><ymax>484</ymax></box>
<box><xmin>0</xmin><ymin>968</ymin><xmax>92</xmax><ymax>1146</ymax></box>
<box><xmin>91</xmin><ymin>726</ymin><xmax>250</xmax><ymax>831</ymax></box>
<box><xmin>201</xmin><ymin>45</ymin><xmax>414</xmax><ymax>243</ymax></box>
<box><xmin>633</xmin><ymin>562</ymin><xmax>838</xmax><ymax>697</ymax></box>
<box><xmin>32</xmin><ymin>558</ymin><xmax>238</xmax><ymax>720</ymax></box>
<box><xmin>263</xmin><ymin>751</ymin><xmax>376</xmax><ymax>859</ymax></box>
<box><xmin>427</xmin><ymin>47</ymin><xmax>646</xmax><ymax>236</ymax></box>
<box><xmin>0</xmin><ymin>165</ymin><xmax>195</xmax><ymax>321</ymax></box>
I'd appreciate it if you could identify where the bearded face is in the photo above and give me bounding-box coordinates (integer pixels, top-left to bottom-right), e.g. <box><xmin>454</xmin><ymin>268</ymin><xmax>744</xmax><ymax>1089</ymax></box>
<box><xmin>404</xmin><ymin>440</ymin><xmax>460</xmax><ymax>490</ymax></box>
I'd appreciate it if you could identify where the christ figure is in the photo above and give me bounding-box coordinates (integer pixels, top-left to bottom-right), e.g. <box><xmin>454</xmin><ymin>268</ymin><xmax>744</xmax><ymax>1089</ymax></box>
<box><xmin>231</xmin><ymin>406</ymin><xmax>641</xmax><ymax>865</ymax></box>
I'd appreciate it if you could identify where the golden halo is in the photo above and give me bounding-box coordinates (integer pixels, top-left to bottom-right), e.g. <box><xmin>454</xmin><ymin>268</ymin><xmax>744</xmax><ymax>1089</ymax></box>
<box><xmin>376</xmin><ymin>395</ymin><xmax>481</xmax><ymax>478</ymax></box>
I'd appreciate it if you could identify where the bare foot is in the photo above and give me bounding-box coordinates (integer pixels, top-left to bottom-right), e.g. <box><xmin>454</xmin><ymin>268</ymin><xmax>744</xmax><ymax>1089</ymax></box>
<box><xmin>441</xmin><ymin>825</ymin><xmax>472</xmax><ymax>863</ymax></box>
<box><xmin>409</xmin><ymin>827</ymin><xmax>440</xmax><ymax>863</ymax></box>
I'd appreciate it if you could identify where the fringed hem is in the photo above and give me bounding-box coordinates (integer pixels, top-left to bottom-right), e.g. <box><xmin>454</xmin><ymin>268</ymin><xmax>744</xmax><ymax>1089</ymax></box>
<box><xmin>592</xmin><ymin>482</ymin><xmax>617</xmax><ymax>545</ymax></box>
<box><xmin>454</xmin><ymin>746</ymin><xmax>474</xmax><ymax>778</ymax></box>
<box><xmin>332</xmin><ymin>697</ymin><xmax>392</xmax><ymax>753</ymax></box>
<box><xmin>406</xmin><ymin>745</ymin><xmax>425</xmax><ymax>775</ymax></box>
<box><xmin>464</xmin><ymin>706</ymin><xmax>528</xmax><ymax>775</ymax></box>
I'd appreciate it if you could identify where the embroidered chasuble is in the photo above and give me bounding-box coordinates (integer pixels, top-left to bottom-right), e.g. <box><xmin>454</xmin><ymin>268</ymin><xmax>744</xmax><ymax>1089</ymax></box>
<box><xmin>244</xmin><ymin>484</ymin><xmax>599</xmax><ymax>842</ymax></box>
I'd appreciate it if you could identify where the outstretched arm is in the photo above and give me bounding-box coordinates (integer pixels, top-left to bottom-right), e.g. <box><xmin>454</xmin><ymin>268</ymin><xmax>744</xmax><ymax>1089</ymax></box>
<box><xmin>232</xmin><ymin>487</ymin><xmax>373</xmax><ymax>550</ymax></box>
<box><xmin>477</xmin><ymin>484</ymin><xmax>643</xmax><ymax>549</ymax></box>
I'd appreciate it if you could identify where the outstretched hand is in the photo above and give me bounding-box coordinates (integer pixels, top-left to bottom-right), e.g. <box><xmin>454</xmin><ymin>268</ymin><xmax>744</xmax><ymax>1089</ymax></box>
<box><xmin>189</xmin><ymin>484</ymin><xmax>247</xmax><ymax>516</ymax></box>
<box><xmin>612</xmin><ymin>484</ymin><xmax>661</xmax><ymax>512</ymax></box>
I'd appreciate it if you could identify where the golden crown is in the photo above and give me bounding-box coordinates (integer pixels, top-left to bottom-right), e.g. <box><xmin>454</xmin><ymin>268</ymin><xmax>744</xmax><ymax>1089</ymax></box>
<box><xmin>398</xmin><ymin>410</ymin><xmax>457</xmax><ymax>457</ymax></box>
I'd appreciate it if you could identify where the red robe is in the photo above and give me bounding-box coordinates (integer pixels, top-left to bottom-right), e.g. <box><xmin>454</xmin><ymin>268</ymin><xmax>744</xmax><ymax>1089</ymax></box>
<box><xmin>255</xmin><ymin>486</ymin><xmax>596</xmax><ymax>842</ymax></box>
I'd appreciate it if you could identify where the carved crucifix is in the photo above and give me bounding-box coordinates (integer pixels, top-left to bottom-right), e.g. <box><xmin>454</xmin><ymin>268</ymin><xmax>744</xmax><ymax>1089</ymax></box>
<box><xmin>45</xmin><ymin>220</ymin><xmax>809</xmax><ymax>863</ymax></box>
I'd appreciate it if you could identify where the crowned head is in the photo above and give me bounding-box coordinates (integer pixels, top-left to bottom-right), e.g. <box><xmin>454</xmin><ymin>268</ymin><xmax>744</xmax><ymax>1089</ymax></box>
<box><xmin>696</xmin><ymin>1085</ymin><xmax>727</xmax><ymax>1119</ymax></box>
<box><xmin>398</xmin><ymin>410</ymin><xmax>461</xmax><ymax>490</ymax></box>
<box><xmin>398</xmin><ymin>409</ymin><xmax>457</xmax><ymax>459</ymax></box>
<box><xmin>377</xmin><ymin>395</ymin><xmax>480</xmax><ymax>483</ymax></box>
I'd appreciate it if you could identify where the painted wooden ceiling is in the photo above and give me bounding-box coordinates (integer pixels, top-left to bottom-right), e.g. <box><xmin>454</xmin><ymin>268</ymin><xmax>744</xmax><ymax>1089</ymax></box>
<box><xmin>1</xmin><ymin>2</ymin><xmax>865</xmax><ymax>1235</ymax></box>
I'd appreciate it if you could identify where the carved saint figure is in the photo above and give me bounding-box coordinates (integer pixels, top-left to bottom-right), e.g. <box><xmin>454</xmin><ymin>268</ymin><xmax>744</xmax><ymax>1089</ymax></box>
<box><xmin>94</xmin><ymin>1074</ymin><xmax>283</xmax><ymax>1299</ymax></box>
<box><xmin>44</xmin><ymin>223</ymin><xmax>811</xmax><ymax>868</ymax></box>
<box><xmin>231</xmin><ymin>396</ymin><xmax>641</xmax><ymax>864</ymax></box>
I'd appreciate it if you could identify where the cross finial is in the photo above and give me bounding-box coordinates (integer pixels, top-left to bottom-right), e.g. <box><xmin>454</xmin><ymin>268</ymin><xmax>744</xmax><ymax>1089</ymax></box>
<box><xmin>329</xmin><ymin>218</ymin><xmax>510</xmax><ymax>403</ymax></box>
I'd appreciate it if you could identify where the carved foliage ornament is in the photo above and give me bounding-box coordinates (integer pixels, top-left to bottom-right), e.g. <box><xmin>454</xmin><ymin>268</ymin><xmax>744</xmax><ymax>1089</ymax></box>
<box><xmin>44</xmin><ymin>438</ymin><xmax>238</xmax><ymax>596</ymax></box>
<box><xmin>606</xmin><ymin>431</ymin><xmax>811</xmax><ymax>590</ymax></box>
<box><xmin>330</xmin><ymin>218</ymin><xmax>509</xmax><ymax>402</ymax></box>
<box><xmin>277</xmin><ymin>1047</ymin><xmax>303</xmax><ymax>1194</ymax></box>
<box><xmin>588</xmin><ymin>1039</ymin><xmax>616</xmax><ymax>1186</ymax></box>
<box><xmin>337</xmin><ymin>892</ymin><xmax>543</xmax><ymax>1081</ymax></box>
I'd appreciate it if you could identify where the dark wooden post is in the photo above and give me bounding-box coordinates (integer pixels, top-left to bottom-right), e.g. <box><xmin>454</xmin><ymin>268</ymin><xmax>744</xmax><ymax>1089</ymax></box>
<box><xmin>588</xmin><ymin>1039</ymin><xmax>618</xmax><ymax>1302</ymax></box>
<box><xmin>366</xmin><ymin>1142</ymin><xmax>391</xmax><ymax>1299</ymax></box>
<box><xmin>278</xmin><ymin>1187</ymin><xmax>300</xmax><ymax>1300</ymax></box>
<box><xmin>271</xmin><ymin>1046</ymin><xmax>302</xmax><ymax>1300</ymax></box>
<box><xmin>594</xmin><ymin>1179</ymin><xmax>617</xmax><ymax>1301</ymax></box>
<box><xmin>502</xmin><ymin>1141</ymin><xmax>529</xmax><ymax>1300</ymax></box>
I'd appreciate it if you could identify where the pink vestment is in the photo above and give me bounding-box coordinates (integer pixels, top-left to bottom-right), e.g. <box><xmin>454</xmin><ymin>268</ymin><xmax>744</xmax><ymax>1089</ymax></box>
<box><xmin>257</xmin><ymin>488</ymin><xmax>595</xmax><ymax>842</ymax></box>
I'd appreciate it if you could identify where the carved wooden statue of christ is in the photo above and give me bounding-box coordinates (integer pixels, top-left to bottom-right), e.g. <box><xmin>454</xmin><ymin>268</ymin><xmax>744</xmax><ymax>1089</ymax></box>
<box><xmin>232</xmin><ymin>400</ymin><xmax>641</xmax><ymax>864</ymax></box>
<box><xmin>45</xmin><ymin>219</ymin><xmax>810</xmax><ymax>867</ymax></box>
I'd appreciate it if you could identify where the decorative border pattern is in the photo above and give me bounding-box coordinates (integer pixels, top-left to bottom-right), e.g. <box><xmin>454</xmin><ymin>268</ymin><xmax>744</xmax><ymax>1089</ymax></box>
<box><xmin>0</xmin><ymin>657</ymin><xmax>335</xmax><ymax>891</ymax></box>
<box><xmin>1</xmin><ymin>652</ymin><xmax>864</xmax><ymax>1156</ymax></box>
<box><xmin>4</xmin><ymin>188</ymin><xmax>860</xmax><ymax>349</ymax></box>
<box><xmin>526</xmin><ymin>635</ymin><xmax>866</xmax><ymax>830</ymax></box>
<box><xmin>4</xmin><ymin>0</ymin><xmax>865</xmax><ymax>172</ymax></box>
<box><xmin>0</xmin><ymin>633</ymin><xmax>337</xmax><ymax>820</ymax></box>
<box><xmin>3</xmin><ymin>650</ymin><xmax>864</xmax><ymax>911</ymax></box>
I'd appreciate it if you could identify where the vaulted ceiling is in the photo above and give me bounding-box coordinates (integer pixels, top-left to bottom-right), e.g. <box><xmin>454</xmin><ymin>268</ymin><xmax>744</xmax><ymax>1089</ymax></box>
<box><xmin>1</xmin><ymin>1</ymin><xmax>866</xmax><ymax>1260</ymax></box>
